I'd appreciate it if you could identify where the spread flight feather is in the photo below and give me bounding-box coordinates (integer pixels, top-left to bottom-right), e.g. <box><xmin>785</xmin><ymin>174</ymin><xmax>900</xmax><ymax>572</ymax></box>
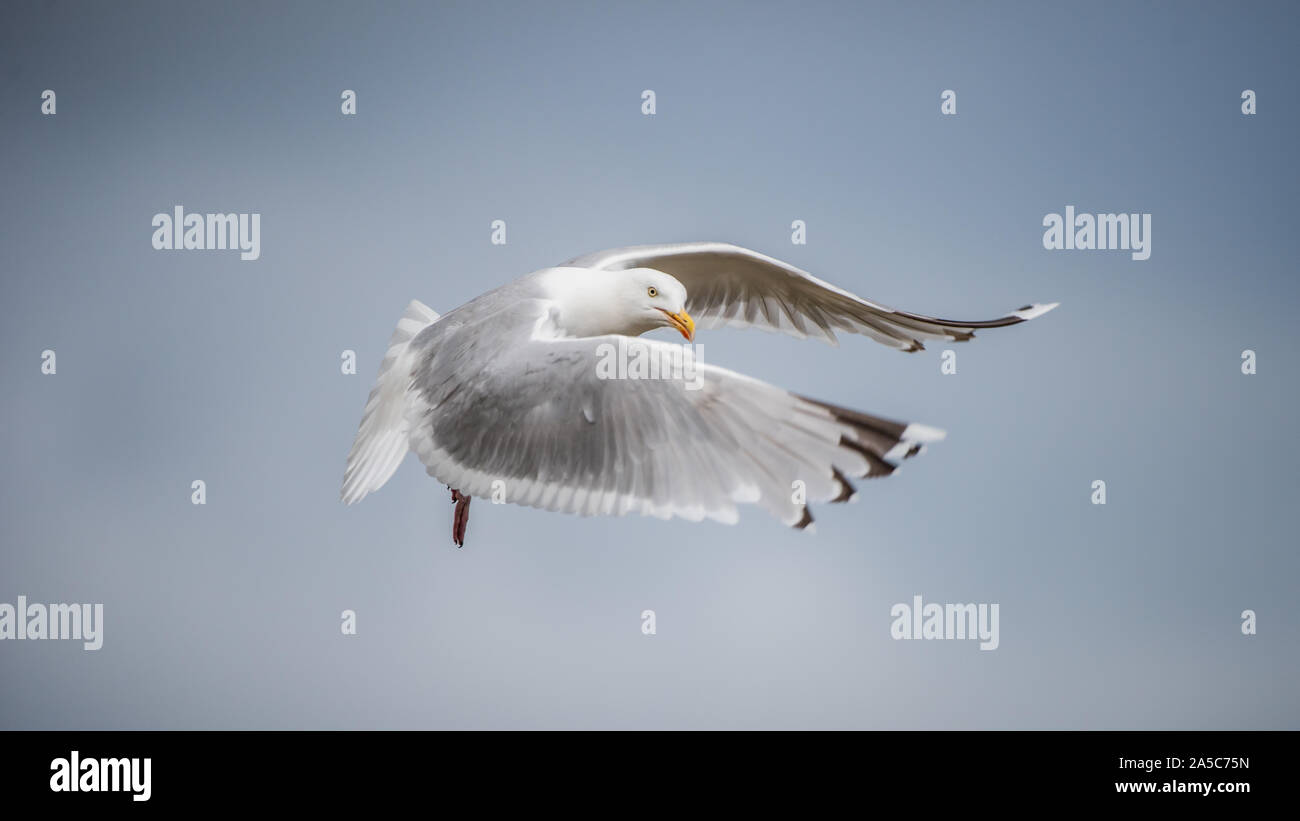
<box><xmin>342</xmin><ymin>243</ymin><xmax>1057</xmax><ymax>538</ymax></box>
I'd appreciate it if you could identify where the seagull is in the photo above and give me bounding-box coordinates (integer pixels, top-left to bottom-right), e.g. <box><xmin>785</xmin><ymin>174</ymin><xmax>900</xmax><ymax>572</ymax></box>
<box><xmin>342</xmin><ymin>242</ymin><xmax>1057</xmax><ymax>546</ymax></box>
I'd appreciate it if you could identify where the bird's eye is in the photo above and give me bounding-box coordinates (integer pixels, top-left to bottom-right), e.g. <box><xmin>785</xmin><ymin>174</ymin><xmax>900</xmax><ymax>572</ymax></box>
<box><xmin>647</xmin><ymin>286</ymin><xmax>658</xmax><ymax>297</ymax></box>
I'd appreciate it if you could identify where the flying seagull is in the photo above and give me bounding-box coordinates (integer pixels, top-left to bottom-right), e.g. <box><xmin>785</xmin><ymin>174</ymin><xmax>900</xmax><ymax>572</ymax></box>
<box><xmin>342</xmin><ymin>242</ymin><xmax>1057</xmax><ymax>546</ymax></box>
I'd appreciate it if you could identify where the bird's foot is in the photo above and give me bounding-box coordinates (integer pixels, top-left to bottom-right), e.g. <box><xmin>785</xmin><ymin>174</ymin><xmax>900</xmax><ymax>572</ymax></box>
<box><xmin>449</xmin><ymin>487</ymin><xmax>471</xmax><ymax>548</ymax></box>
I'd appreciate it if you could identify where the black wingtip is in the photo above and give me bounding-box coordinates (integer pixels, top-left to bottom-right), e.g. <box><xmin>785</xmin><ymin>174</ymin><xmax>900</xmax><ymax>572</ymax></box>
<box><xmin>831</xmin><ymin>467</ymin><xmax>857</xmax><ymax>502</ymax></box>
<box><xmin>793</xmin><ymin>507</ymin><xmax>814</xmax><ymax>530</ymax></box>
<box><xmin>838</xmin><ymin>435</ymin><xmax>897</xmax><ymax>478</ymax></box>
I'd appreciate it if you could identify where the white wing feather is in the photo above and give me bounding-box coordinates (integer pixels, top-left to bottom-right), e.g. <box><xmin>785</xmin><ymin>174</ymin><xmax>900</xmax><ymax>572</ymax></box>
<box><xmin>567</xmin><ymin>242</ymin><xmax>1058</xmax><ymax>350</ymax></box>
<box><xmin>340</xmin><ymin>300</ymin><xmax>440</xmax><ymax>504</ymax></box>
<box><xmin>404</xmin><ymin>324</ymin><xmax>943</xmax><ymax>529</ymax></box>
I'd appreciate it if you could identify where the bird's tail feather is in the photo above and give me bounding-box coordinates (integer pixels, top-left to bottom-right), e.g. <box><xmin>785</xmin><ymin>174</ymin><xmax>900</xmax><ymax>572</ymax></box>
<box><xmin>340</xmin><ymin>300</ymin><xmax>440</xmax><ymax>504</ymax></box>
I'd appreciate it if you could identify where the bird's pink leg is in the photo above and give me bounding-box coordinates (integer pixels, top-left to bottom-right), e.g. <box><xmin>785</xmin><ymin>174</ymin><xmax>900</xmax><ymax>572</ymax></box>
<box><xmin>449</xmin><ymin>488</ymin><xmax>472</xmax><ymax>547</ymax></box>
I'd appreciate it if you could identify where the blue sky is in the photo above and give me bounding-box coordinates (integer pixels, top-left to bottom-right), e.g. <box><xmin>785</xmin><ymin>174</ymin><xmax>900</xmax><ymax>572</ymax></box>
<box><xmin>1</xmin><ymin>0</ymin><xmax>1296</xmax><ymax>728</ymax></box>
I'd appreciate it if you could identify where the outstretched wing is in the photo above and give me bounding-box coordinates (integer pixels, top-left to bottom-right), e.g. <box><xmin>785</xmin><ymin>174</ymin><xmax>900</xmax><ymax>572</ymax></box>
<box><xmin>567</xmin><ymin>242</ymin><xmax>1057</xmax><ymax>351</ymax></box>
<box><xmin>341</xmin><ymin>299</ymin><xmax>441</xmax><ymax>504</ymax></box>
<box><xmin>405</xmin><ymin>313</ymin><xmax>944</xmax><ymax>529</ymax></box>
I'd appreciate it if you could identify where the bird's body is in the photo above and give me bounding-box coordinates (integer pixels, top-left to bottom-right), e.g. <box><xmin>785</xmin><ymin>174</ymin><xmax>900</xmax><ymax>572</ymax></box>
<box><xmin>342</xmin><ymin>243</ymin><xmax>1057</xmax><ymax>545</ymax></box>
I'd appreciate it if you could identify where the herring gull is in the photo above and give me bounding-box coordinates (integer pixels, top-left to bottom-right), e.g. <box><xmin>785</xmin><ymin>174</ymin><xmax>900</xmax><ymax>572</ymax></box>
<box><xmin>342</xmin><ymin>242</ymin><xmax>1057</xmax><ymax>545</ymax></box>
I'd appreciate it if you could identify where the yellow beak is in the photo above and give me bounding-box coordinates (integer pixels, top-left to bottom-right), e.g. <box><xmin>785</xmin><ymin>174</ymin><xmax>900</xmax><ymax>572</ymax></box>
<box><xmin>659</xmin><ymin>308</ymin><xmax>695</xmax><ymax>341</ymax></box>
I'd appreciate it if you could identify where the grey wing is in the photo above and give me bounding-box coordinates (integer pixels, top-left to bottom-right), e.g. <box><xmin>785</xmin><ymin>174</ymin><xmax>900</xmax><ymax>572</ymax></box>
<box><xmin>566</xmin><ymin>242</ymin><xmax>1057</xmax><ymax>351</ymax></box>
<box><xmin>405</xmin><ymin>331</ymin><xmax>944</xmax><ymax>528</ymax></box>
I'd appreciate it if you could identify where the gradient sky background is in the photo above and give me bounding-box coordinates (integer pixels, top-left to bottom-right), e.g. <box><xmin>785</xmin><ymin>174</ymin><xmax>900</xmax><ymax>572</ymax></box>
<box><xmin>1</xmin><ymin>0</ymin><xmax>1296</xmax><ymax>729</ymax></box>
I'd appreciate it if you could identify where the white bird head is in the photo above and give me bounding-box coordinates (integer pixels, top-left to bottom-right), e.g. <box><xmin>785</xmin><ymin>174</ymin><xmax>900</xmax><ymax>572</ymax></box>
<box><xmin>548</xmin><ymin>266</ymin><xmax>695</xmax><ymax>341</ymax></box>
<box><xmin>619</xmin><ymin>267</ymin><xmax>694</xmax><ymax>341</ymax></box>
